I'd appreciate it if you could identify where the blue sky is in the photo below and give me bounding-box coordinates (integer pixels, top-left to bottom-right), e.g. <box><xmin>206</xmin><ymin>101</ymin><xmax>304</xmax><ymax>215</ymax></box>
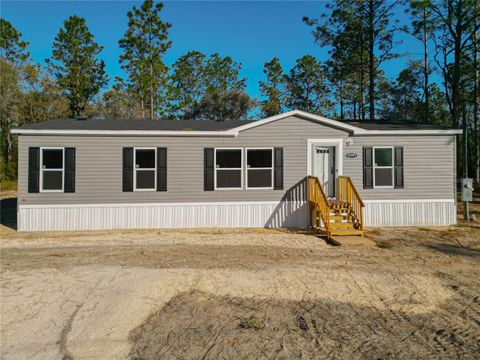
<box><xmin>2</xmin><ymin>1</ymin><xmax>422</xmax><ymax>99</ymax></box>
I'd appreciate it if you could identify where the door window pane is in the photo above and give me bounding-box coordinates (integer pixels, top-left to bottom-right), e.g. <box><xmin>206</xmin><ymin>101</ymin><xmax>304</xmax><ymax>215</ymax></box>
<box><xmin>42</xmin><ymin>149</ymin><xmax>63</xmax><ymax>169</ymax></box>
<box><xmin>247</xmin><ymin>149</ymin><xmax>272</xmax><ymax>168</ymax></box>
<box><xmin>136</xmin><ymin>170</ymin><xmax>155</xmax><ymax>189</ymax></box>
<box><xmin>374</xmin><ymin>148</ymin><xmax>393</xmax><ymax>166</ymax></box>
<box><xmin>375</xmin><ymin>168</ymin><xmax>393</xmax><ymax>186</ymax></box>
<box><xmin>42</xmin><ymin>171</ymin><xmax>63</xmax><ymax>190</ymax></box>
<box><xmin>136</xmin><ymin>149</ymin><xmax>156</xmax><ymax>169</ymax></box>
<box><xmin>216</xmin><ymin>150</ymin><xmax>241</xmax><ymax>168</ymax></box>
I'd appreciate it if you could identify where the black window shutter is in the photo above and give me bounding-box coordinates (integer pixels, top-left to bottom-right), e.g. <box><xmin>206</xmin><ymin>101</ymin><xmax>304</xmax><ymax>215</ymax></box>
<box><xmin>28</xmin><ymin>147</ymin><xmax>40</xmax><ymax>193</ymax></box>
<box><xmin>123</xmin><ymin>148</ymin><xmax>133</xmax><ymax>192</ymax></box>
<box><xmin>157</xmin><ymin>147</ymin><xmax>167</xmax><ymax>191</ymax></box>
<box><xmin>363</xmin><ymin>147</ymin><xmax>373</xmax><ymax>189</ymax></box>
<box><xmin>274</xmin><ymin>147</ymin><xmax>283</xmax><ymax>190</ymax></box>
<box><xmin>204</xmin><ymin>148</ymin><xmax>214</xmax><ymax>191</ymax></box>
<box><xmin>64</xmin><ymin>148</ymin><xmax>76</xmax><ymax>193</ymax></box>
<box><xmin>394</xmin><ymin>147</ymin><xmax>404</xmax><ymax>189</ymax></box>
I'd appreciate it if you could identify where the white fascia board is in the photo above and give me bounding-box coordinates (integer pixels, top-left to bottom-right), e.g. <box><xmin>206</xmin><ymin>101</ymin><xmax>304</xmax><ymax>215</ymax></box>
<box><xmin>11</xmin><ymin>129</ymin><xmax>238</xmax><ymax>137</ymax></box>
<box><xmin>230</xmin><ymin>110</ymin><xmax>364</xmax><ymax>134</ymax></box>
<box><xmin>355</xmin><ymin>129</ymin><xmax>462</xmax><ymax>136</ymax></box>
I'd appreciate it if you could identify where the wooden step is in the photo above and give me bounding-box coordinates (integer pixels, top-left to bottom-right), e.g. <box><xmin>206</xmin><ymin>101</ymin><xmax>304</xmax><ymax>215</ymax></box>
<box><xmin>329</xmin><ymin>205</ymin><xmax>350</xmax><ymax>211</ymax></box>
<box><xmin>329</xmin><ymin>204</ymin><xmax>351</xmax><ymax>210</ymax></box>
<box><xmin>330</xmin><ymin>229</ymin><xmax>363</xmax><ymax>236</ymax></box>
<box><xmin>329</xmin><ymin>212</ymin><xmax>350</xmax><ymax>217</ymax></box>
<box><xmin>329</xmin><ymin>215</ymin><xmax>353</xmax><ymax>221</ymax></box>
<box><xmin>329</xmin><ymin>222</ymin><xmax>355</xmax><ymax>229</ymax></box>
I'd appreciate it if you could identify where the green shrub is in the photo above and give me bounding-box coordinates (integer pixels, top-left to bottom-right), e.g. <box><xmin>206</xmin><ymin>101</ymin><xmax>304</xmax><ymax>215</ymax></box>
<box><xmin>239</xmin><ymin>315</ymin><xmax>264</xmax><ymax>330</ymax></box>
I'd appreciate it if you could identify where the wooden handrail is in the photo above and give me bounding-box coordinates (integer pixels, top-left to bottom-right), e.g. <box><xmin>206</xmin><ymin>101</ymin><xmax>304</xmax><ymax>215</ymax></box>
<box><xmin>307</xmin><ymin>176</ymin><xmax>330</xmax><ymax>237</ymax></box>
<box><xmin>337</xmin><ymin>176</ymin><xmax>365</xmax><ymax>233</ymax></box>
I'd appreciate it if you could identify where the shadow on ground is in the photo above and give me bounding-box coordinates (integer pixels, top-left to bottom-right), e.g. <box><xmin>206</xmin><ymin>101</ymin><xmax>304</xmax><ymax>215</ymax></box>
<box><xmin>423</xmin><ymin>243</ymin><xmax>480</xmax><ymax>258</ymax></box>
<box><xmin>129</xmin><ymin>290</ymin><xmax>480</xmax><ymax>360</ymax></box>
<box><xmin>1</xmin><ymin>197</ymin><xmax>17</xmax><ymax>230</ymax></box>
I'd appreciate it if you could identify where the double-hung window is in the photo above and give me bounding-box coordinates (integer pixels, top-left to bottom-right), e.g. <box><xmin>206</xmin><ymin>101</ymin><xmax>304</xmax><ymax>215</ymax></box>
<box><xmin>373</xmin><ymin>147</ymin><xmax>394</xmax><ymax>188</ymax></box>
<box><xmin>40</xmin><ymin>148</ymin><xmax>64</xmax><ymax>192</ymax></box>
<box><xmin>246</xmin><ymin>148</ymin><xmax>273</xmax><ymax>189</ymax></box>
<box><xmin>215</xmin><ymin>149</ymin><xmax>242</xmax><ymax>189</ymax></box>
<box><xmin>134</xmin><ymin>148</ymin><xmax>156</xmax><ymax>191</ymax></box>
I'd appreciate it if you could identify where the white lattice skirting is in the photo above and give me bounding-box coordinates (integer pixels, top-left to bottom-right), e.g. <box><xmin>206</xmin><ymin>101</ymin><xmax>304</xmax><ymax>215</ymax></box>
<box><xmin>17</xmin><ymin>201</ymin><xmax>309</xmax><ymax>231</ymax></box>
<box><xmin>363</xmin><ymin>199</ymin><xmax>456</xmax><ymax>227</ymax></box>
<box><xmin>17</xmin><ymin>199</ymin><xmax>455</xmax><ymax>231</ymax></box>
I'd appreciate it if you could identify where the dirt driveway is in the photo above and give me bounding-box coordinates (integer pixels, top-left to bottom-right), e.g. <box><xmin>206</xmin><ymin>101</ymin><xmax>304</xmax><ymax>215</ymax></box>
<box><xmin>1</xmin><ymin>226</ymin><xmax>479</xmax><ymax>360</ymax></box>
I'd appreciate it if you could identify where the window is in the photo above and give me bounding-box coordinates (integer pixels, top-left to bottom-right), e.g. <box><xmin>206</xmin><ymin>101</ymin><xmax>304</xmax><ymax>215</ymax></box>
<box><xmin>246</xmin><ymin>148</ymin><xmax>273</xmax><ymax>189</ymax></box>
<box><xmin>134</xmin><ymin>148</ymin><xmax>156</xmax><ymax>190</ymax></box>
<box><xmin>41</xmin><ymin>148</ymin><xmax>64</xmax><ymax>191</ymax></box>
<box><xmin>373</xmin><ymin>147</ymin><xmax>393</xmax><ymax>187</ymax></box>
<box><xmin>215</xmin><ymin>149</ymin><xmax>242</xmax><ymax>189</ymax></box>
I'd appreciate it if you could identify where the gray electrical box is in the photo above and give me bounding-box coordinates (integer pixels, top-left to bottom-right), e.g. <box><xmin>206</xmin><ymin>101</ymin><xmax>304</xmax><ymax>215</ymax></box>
<box><xmin>461</xmin><ymin>178</ymin><xmax>473</xmax><ymax>202</ymax></box>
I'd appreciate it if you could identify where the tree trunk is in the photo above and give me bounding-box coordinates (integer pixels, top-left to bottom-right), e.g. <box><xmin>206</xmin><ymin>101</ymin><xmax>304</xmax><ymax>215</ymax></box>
<box><xmin>474</xmin><ymin>14</ymin><xmax>479</xmax><ymax>181</ymax></box>
<box><xmin>423</xmin><ymin>8</ymin><xmax>430</xmax><ymax>123</ymax></box>
<box><xmin>339</xmin><ymin>82</ymin><xmax>344</xmax><ymax>120</ymax></box>
<box><xmin>368</xmin><ymin>0</ymin><xmax>375</xmax><ymax>121</ymax></box>
<box><xmin>149</xmin><ymin>62</ymin><xmax>154</xmax><ymax>120</ymax></box>
<box><xmin>462</xmin><ymin>103</ymin><xmax>468</xmax><ymax>178</ymax></box>
<box><xmin>4</xmin><ymin>124</ymin><xmax>12</xmax><ymax>163</ymax></box>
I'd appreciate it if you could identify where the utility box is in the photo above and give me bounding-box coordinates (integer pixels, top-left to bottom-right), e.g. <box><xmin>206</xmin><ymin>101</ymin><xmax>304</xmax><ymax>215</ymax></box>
<box><xmin>461</xmin><ymin>178</ymin><xmax>473</xmax><ymax>202</ymax></box>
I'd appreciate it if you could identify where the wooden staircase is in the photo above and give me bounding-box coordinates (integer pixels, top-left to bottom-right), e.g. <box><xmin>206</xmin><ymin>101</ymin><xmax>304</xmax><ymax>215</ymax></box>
<box><xmin>308</xmin><ymin>176</ymin><xmax>364</xmax><ymax>240</ymax></box>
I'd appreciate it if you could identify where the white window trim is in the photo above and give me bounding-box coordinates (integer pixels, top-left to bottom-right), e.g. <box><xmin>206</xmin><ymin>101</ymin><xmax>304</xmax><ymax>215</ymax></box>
<box><xmin>245</xmin><ymin>147</ymin><xmax>274</xmax><ymax>190</ymax></box>
<box><xmin>373</xmin><ymin>146</ymin><xmax>394</xmax><ymax>189</ymax></box>
<box><xmin>133</xmin><ymin>147</ymin><xmax>157</xmax><ymax>192</ymax></box>
<box><xmin>39</xmin><ymin>147</ymin><xmax>64</xmax><ymax>193</ymax></box>
<box><xmin>214</xmin><ymin>148</ymin><xmax>243</xmax><ymax>190</ymax></box>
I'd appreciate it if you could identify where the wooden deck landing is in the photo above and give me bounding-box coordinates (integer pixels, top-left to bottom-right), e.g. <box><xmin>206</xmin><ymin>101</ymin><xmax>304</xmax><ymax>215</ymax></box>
<box><xmin>329</xmin><ymin>235</ymin><xmax>377</xmax><ymax>248</ymax></box>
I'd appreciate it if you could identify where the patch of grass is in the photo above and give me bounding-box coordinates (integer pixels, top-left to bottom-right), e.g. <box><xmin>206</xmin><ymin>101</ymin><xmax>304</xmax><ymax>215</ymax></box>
<box><xmin>0</xmin><ymin>179</ymin><xmax>17</xmax><ymax>192</ymax></box>
<box><xmin>418</xmin><ymin>227</ymin><xmax>433</xmax><ymax>232</ymax></box>
<box><xmin>239</xmin><ymin>315</ymin><xmax>264</xmax><ymax>330</ymax></box>
<box><xmin>376</xmin><ymin>241</ymin><xmax>393</xmax><ymax>249</ymax></box>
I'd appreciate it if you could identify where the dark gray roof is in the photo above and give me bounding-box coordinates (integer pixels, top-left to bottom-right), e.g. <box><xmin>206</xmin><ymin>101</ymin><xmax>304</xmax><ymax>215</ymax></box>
<box><xmin>16</xmin><ymin>118</ymin><xmax>256</xmax><ymax>131</ymax></box>
<box><xmin>342</xmin><ymin>119</ymin><xmax>454</xmax><ymax>131</ymax></box>
<box><xmin>14</xmin><ymin>116</ymin><xmax>456</xmax><ymax>133</ymax></box>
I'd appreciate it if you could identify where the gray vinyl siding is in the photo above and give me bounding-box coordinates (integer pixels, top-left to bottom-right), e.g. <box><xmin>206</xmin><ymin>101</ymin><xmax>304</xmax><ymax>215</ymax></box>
<box><xmin>17</xmin><ymin>115</ymin><xmax>456</xmax><ymax>205</ymax></box>
<box><xmin>343</xmin><ymin>135</ymin><xmax>456</xmax><ymax>200</ymax></box>
<box><xmin>18</xmin><ymin>116</ymin><xmax>347</xmax><ymax>205</ymax></box>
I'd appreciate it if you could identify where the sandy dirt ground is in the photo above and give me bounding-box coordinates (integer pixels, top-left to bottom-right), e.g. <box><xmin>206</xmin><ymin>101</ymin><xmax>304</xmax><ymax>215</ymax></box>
<box><xmin>0</xmin><ymin>225</ymin><xmax>479</xmax><ymax>360</ymax></box>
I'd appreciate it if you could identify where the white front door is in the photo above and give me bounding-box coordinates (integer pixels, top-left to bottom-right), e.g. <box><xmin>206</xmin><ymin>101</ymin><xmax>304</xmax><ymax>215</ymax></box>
<box><xmin>312</xmin><ymin>146</ymin><xmax>336</xmax><ymax>198</ymax></box>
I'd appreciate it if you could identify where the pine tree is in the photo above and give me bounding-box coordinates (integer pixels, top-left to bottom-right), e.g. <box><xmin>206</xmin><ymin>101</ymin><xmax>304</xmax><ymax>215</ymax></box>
<box><xmin>430</xmin><ymin>0</ymin><xmax>479</xmax><ymax>129</ymax></box>
<box><xmin>171</xmin><ymin>51</ymin><xmax>207</xmax><ymax>119</ymax></box>
<box><xmin>305</xmin><ymin>0</ymin><xmax>403</xmax><ymax>120</ymax></box>
<box><xmin>0</xmin><ymin>18</ymin><xmax>30</xmax><ymax>63</ymax></box>
<box><xmin>259</xmin><ymin>57</ymin><xmax>285</xmax><ymax>117</ymax></box>
<box><xmin>119</xmin><ymin>0</ymin><xmax>171</xmax><ymax>119</ymax></box>
<box><xmin>0</xmin><ymin>18</ymin><xmax>30</xmax><ymax>173</ymax></box>
<box><xmin>408</xmin><ymin>0</ymin><xmax>435</xmax><ymax>123</ymax></box>
<box><xmin>284</xmin><ymin>55</ymin><xmax>332</xmax><ymax>115</ymax></box>
<box><xmin>386</xmin><ymin>60</ymin><xmax>424</xmax><ymax>121</ymax></box>
<box><xmin>204</xmin><ymin>53</ymin><xmax>246</xmax><ymax>94</ymax></box>
<box><xmin>47</xmin><ymin>15</ymin><xmax>108</xmax><ymax>118</ymax></box>
<box><xmin>198</xmin><ymin>90</ymin><xmax>253</xmax><ymax>121</ymax></box>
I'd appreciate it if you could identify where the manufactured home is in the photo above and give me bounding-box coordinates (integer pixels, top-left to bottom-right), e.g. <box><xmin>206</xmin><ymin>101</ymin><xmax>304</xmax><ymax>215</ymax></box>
<box><xmin>12</xmin><ymin>110</ymin><xmax>461</xmax><ymax>233</ymax></box>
